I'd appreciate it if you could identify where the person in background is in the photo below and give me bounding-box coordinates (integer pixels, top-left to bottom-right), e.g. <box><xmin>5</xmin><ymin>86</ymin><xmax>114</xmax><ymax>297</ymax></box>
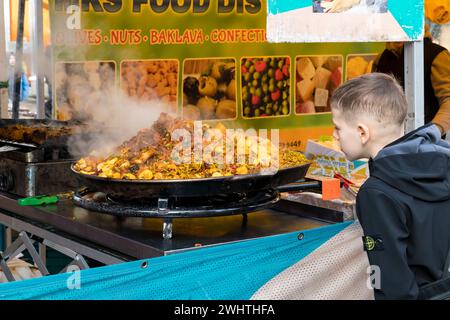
<box><xmin>373</xmin><ymin>25</ymin><xmax>450</xmax><ymax>137</ymax></box>
<box><xmin>44</xmin><ymin>46</ymin><xmax>53</xmax><ymax>119</ymax></box>
<box><xmin>331</xmin><ymin>73</ymin><xmax>450</xmax><ymax>299</ymax></box>
<box><xmin>8</xmin><ymin>52</ymin><xmax>30</xmax><ymax>102</ymax></box>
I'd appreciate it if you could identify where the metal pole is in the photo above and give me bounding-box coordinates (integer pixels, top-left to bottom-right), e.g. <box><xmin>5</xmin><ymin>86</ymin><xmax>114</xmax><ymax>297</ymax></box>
<box><xmin>6</xmin><ymin>227</ymin><xmax>12</xmax><ymax>247</ymax></box>
<box><xmin>12</xmin><ymin>0</ymin><xmax>26</xmax><ymax>119</ymax></box>
<box><xmin>33</xmin><ymin>0</ymin><xmax>45</xmax><ymax>119</ymax></box>
<box><xmin>404</xmin><ymin>40</ymin><xmax>425</xmax><ymax>132</ymax></box>
<box><xmin>0</xmin><ymin>0</ymin><xmax>8</xmax><ymax>118</ymax></box>
<box><xmin>3</xmin><ymin>1</ymin><xmax>10</xmax><ymax>52</ymax></box>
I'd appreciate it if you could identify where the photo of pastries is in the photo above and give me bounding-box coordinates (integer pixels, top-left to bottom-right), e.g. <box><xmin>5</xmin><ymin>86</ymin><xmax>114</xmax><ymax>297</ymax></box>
<box><xmin>295</xmin><ymin>55</ymin><xmax>343</xmax><ymax>114</ymax></box>
<box><xmin>121</xmin><ymin>60</ymin><xmax>178</xmax><ymax>113</ymax></box>
<box><xmin>345</xmin><ymin>54</ymin><xmax>377</xmax><ymax>80</ymax></box>
<box><xmin>182</xmin><ymin>58</ymin><xmax>237</xmax><ymax>120</ymax></box>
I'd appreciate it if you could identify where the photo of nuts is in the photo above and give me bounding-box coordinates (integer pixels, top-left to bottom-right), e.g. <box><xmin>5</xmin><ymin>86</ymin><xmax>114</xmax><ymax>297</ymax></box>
<box><xmin>241</xmin><ymin>57</ymin><xmax>291</xmax><ymax>118</ymax></box>
<box><xmin>121</xmin><ymin>60</ymin><xmax>178</xmax><ymax>113</ymax></box>
<box><xmin>183</xmin><ymin>58</ymin><xmax>237</xmax><ymax>120</ymax></box>
<box><xmin>295</xmin><ymin>55</ymin><xmax>343</xmax><ymax>114</ymax></box>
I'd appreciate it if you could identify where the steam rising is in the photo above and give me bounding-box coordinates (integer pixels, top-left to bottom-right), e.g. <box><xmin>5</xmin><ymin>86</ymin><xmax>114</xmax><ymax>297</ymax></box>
<box><xmin>37</xmin><ymin>12</ymin><xmax>176</xmax><ymax>160</ymax></box>
<box><xmin>68</xmin><ymin>91</ymin><xmax>170</xmax><ymax>159</ymax></box>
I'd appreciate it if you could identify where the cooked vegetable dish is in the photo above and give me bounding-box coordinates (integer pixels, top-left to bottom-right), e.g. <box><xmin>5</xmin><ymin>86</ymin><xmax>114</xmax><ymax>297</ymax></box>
<box><xmin>74</xmin><ymin>114</ymin><xmax>309</xmax><ymax>180</ymax></box>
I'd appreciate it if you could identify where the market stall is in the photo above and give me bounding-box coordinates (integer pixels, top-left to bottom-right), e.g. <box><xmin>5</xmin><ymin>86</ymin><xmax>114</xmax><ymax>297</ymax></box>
<box><xmin>0</xmin><ymin>0</ymin><xmax>368</xmax><ymax>274</ymax></box>
<box><xmin>0</xmin><ymin>114</ymin><xmax>335</xmax><ymax>274</ymax></box>
<box><xmin>0</xmin><ymin>0</ymin><xmax>436</xmax><ymax>300</ymax></box>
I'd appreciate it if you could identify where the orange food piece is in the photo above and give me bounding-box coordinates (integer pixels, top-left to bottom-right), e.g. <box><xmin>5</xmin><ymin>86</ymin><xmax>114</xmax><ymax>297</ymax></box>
<box><xmin>321</xmin><ymin>178</ymin><xmax>341</xmax><ymax>200</ymax></box>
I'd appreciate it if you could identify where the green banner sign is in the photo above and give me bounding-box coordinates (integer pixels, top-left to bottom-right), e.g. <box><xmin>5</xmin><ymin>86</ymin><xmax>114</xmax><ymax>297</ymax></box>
<box><xmin>51</xmin><ymin>0</ymin><xmax>385</xmax><ymax>150</ymax></box>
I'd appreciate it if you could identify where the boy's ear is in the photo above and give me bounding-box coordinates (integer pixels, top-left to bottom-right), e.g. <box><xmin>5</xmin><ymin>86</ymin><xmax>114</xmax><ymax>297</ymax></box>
<box><xmin>357</xmin><ymin>123</ymin><xmax>370</xmax><ymax>144</ymax></box>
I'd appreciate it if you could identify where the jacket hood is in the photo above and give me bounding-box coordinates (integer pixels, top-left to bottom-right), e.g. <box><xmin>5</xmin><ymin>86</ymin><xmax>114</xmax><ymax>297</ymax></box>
<box><xmin>370</xmin><ymin>124</ymin><xmax>450</xmax><ymax>202</ymax></box>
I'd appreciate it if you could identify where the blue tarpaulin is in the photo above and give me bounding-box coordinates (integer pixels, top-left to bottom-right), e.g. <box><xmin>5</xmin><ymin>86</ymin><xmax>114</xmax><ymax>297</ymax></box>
<box><xmin>0</xmin><ymin>222</ymin><xmax>373</xmax><ymax>300</ymax></box>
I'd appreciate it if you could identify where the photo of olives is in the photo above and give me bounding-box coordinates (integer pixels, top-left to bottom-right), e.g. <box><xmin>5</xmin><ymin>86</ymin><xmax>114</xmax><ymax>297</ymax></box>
<box><xmin>121</xmin><ymin>60</ymin><xmax>178</xmax><ymax>113</ymax></box>
<box><xmin>182</xmin><ymin>58</ymin><xmax>237</xmax><ymax>120</ymax></box>
<box><xmin>241</xmin><ymin>57</ymin><xmax>291</xmax><ymax>118</ymax></box>
<box><xmin>295</xmin><ymin>55</ymin><xmax>343</xmax><ymax>114</ymax></box>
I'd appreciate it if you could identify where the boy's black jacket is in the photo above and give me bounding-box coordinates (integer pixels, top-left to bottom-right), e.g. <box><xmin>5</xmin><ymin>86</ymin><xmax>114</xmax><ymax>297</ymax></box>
<box><xmin>356</xmin><ymin>123</ymin><xmax>450</xmax><ymax>300</ymax></box>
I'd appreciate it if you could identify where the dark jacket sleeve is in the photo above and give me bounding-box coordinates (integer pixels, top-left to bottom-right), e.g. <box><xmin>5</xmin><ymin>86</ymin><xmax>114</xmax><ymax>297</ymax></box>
<box><xmin>356</xmin><ymin>187</ymin><xmax>419</xmax><ymax>300</ymax></box>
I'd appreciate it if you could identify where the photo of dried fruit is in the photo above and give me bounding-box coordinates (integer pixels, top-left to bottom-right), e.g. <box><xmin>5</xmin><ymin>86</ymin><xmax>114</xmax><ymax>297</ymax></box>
<box><xmin>182</xmin><ymin>58</ymin><xmax>236</xmax><ymax>120</ymax></box>
<box><xmin>345</xmin><ymin>54</ymin><xmax>377</xmax><ymax>80</ymax></box>
<box><xmin>295</xmin><ymin>55</ymin><xmax>343</xmax><ymax>114</ymax></box>
<box><xmin>241</xmin><ymin>57</ymin><xmax>290</xmax><ymax>118</ymax></box>
<box><xmin>121</xmin><ymin>60</ymin><xmax>178</xmax><ymax>113</ymax></box>
<box><xmin>55</xmin><ymin>61</ymin><xmax>116</xmax><ymax>121</ymax></box>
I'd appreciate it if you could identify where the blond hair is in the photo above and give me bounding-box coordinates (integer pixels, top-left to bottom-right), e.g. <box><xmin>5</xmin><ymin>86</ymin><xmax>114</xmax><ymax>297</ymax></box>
<box><xmin>331</xmin><ymin>73</ymin><xmax>407</xmax><ymax>126</ymax></box>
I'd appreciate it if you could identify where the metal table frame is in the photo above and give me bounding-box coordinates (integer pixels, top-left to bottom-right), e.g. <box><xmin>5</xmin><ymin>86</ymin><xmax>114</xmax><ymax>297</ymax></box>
<box><xmin>0</xmin><ymin>209</ymin><xmax>128</xmax><ymax>282</ymax></box>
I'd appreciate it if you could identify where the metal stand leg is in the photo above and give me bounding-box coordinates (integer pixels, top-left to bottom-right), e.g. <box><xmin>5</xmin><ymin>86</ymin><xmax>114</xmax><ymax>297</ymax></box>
<box><xmin>74</xmin><ymin>254</ymin><xmax>89</xmax><ymax>269</ymax></box>
<box><xmin>242</xmin><ymin>213</ymin><xmax>248</xmax><ymax>228</ymax></box>
<box><xmin>0</xmin><ymin>253</ymin><xmax>15</xmax><ymax>282</ymax></box>
<box><xmin>42</xmin><ymin>239</ymin><xmax>89</xmax><ymax>273</ymax></box>
<box><xmin>59</xmin><ymin>254</ymin><xmax>89</xmax><ymax>274</ymax></box>
<box><xmin>1</xmin><ymin>231</ymin><xmax>49</xmax><ymax>276</ymax></box>
<box><xmin>2</xmin><ymin>234</ymin><xmax>26</xmax><ymax>261</ymax></box>
<box><xmin>19</xmin><ymin>232</ymin><xmax>49</xmax><ymax>276</ymax></box>
<box><xmin>158</xmin><ymin>198</ymin><xmax>172</xmax><ymax>239</ymax></box>
<box><xmin>39</xmin><ymin>243</ymin><xmax>46</xmax><ymax>266</ymax></box>
<box><xmin>6</xmin><ymin>227</ymin><xmax>12</xmax><ymax>247</ymax></box>
<box><xmin>0</xmin><ymin>210</ymin><xmax>124</xmax><ymax>269</ymax></box>
<box><xmin>163</xmin><ymin>219</ymin><xmax>173</xmax><ymax>239</ymax></box>
<box><xmin>0</xmin><ymin>230</ymin><xmax>92</xmax><ymax>281</ymax></box>
<box><xmin>0</xmin><ymin>225</ymin><xmax>4</xmax><ymax>251</ymax></box>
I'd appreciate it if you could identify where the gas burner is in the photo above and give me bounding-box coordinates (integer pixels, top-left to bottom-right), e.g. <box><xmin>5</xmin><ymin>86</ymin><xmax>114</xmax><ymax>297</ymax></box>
<box><xmin>73</xmin><ymin>188</ymin><xmax>280</xmax><ymax>239</ymax></box>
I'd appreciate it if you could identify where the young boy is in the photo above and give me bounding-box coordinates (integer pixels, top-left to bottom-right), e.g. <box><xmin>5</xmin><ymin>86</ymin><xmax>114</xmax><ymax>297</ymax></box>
<box><xmin>330</xmin><ymin>73</ymin><xmax>450</xmax><ymax>299</ymax></box>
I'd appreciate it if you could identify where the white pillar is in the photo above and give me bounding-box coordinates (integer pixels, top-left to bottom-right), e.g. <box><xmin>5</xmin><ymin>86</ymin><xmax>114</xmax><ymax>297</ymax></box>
<box><xmin>32</xmin><ymin>0</ymin><xmax>45</xmax><ymax>118</ymax></box>
<box><xmin>3</xmin><ymin>0</ymin><xmax>10</xmax><ymax>51</ymax></box>
<box><xmin>0</xmin><ymin>0</ymin><xmax>9</xmax><ymax>118</ymax></box>
<box><xmin>404</xmin><ymin>40</ymin><xmax>425</xmax><ymax>132</ymax></box>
